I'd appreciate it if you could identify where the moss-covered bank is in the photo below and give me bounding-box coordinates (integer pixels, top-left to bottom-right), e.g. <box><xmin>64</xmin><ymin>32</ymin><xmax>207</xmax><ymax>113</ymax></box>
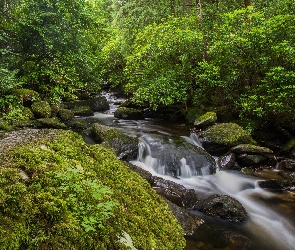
<box><xmin>0</xmin><ymin>130</ymin><xmax>185</xmax><ymax>249</ymax></box>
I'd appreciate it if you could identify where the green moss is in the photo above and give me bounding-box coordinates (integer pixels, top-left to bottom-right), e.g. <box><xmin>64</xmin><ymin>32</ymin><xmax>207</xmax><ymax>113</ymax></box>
<box><xmin>0</xmin><ymin>119</ymin><xmax>13</xmax><ymax>131</ymax></box>
<box><xmin>114</xmin><ymin>107</ymin><xmax>143</xmax><ymax>119</ymax></box>
<box><xmin>37</xmin><ymin>117</ymin><xmax>67</xmax><ymax>129</ymax></box>
<box><xmin>204</xmin><ymin>123</ymin><xmax>256</xmax><ymax>147</ymax></box>
<box><xmin>184</xmin><ymin>108</ymin><xmax>204</xmax><ymax>124</ymax></box>
<box><xmin>31</xmin><ymin>101</ymin><xmax>52</xmax><ymax>118</ymax></box>
<box><xmin>194</xmin><ymin>111</ymin><xmax>217</xmax><ymax>127</ymax></box>
<box><xmin>58</xmin><ymin>108</ymin><xmax>75</xmax><ymax>121</ymax></box>
<box><xmin>14</xmin><ymin>89</ymin><xmax>41</xmax><ymax>103</ymax></box>
<box><xmin>72</xmin><ymin>106</ymin><xmax>94</xmax><ymax>116</ymax></box>
<box><xmin>0</xmin><ymin>130</ymin><xmax>185</xmax><ymax>249</ymax></box>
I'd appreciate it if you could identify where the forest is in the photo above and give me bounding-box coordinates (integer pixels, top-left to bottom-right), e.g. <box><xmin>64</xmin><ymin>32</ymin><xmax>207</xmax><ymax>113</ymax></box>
<box><xmin>1</xmin><ymin>0</ymin><xmax>295</xmax><ymax>131</ymax></box>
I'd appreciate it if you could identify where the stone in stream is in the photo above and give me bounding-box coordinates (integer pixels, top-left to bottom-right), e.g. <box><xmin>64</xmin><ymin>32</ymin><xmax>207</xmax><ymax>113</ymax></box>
<box><xmin>257</xmin><ymin>179</ymin><xmax>295</xmax><ymax>192</ymax></box>
<box><xmin>217</xmin><ymin>152</ymin><xmax>241</xmax><ymax>171</ymax></box>
<box><xmin>64</xmin><ymin>96</ymin><xmax>109</xmax><ymax>111</ymax></box>
<box><xmin>194</xmin><ymin>111</ymin><xmax>217</xmax><ymax>128</ymax></box>
<box><xmin>193</xmin><ymin>194</ymin><xmax>247</xmax><ymax>222</ymax></box>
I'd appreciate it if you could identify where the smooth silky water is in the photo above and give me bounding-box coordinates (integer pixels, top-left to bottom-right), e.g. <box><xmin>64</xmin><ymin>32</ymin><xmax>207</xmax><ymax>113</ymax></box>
<box><xmin>80</xmin><ymin>95</ymin><xmax>295</xmax><ymax>250</ymax></box>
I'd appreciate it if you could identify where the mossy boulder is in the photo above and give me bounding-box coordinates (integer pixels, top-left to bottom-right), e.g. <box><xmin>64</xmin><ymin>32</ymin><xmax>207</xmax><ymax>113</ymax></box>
<box><xmin>64</xmin><ymin>96</ymin><xmax>109</xmax><ymax>112</ymax></box>
<box><xmin>50</xmin><ymin>103</ymin><xmax>61</xmax><ymax>117</ymax></box>
<box><xmin>31</xmin><ymin>101</ymin><xmax>52</xmax><ymax>118</ymax></box>
<box><xmin>72</xmin><ymin>106</ymin><xmax>94</xmax><ymax>117</ymax></box>
<box><xmin>22</xmin><ymin>107</ymin><xmax>35</xmax><ymax>120</ymax></box>
<box><xmin>14</xmin><ymin>89</ymin><xmax>41</xmax><ymax>107</ymax></box>
<box><xmin>114</xmin><ymin>107</ymin><xmax>144</xmax><ymax>120</ymax></box>
<box><xmin>58</xmin><ymin>108</ymin><xmax>75</xmax><ymax>121</ymax></box>
<box><xmin>36</xmin><ymin>117</ymin><xmax>67</xmax><ymax>129</ymax></box>
<box><xmin>0</xmin><ymin>119</ymin><xmax>13</xmax><ymax>131</ymax></box>
<box><xmin>280</xmin><ymin>139</ymin><xmax>295</xmax><ymax>158</ymax></box>
<box><xmin>0</xmin><ymin>130</ymin><xmax>185</xmax><ymax>249</ymax></box>
<box><xmin>184</xmin><ymin>108</ymin><xmax>205</xmax><ymax>124</ymax></box>
<box><xmin>194</xmin><ymin>111</ymin><xmax>217</xmax><ymax>128</ymax></box>
<box><xmin>194</xmin><ymin>194</ymin><xmax>247</xmax><ymax>222</ymax></box>
<box><xmin>201</xmin><ymin>123</ymin><xmax>256</xmax><ymax>155</ymax></box>
<box><xmin>91</xmin><ymin>123</ymin><xmax>138</xmax><ymax>161</ymax></box>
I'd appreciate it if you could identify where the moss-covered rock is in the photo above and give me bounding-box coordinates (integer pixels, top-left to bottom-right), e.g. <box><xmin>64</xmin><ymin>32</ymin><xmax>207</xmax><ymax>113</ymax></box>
<box><xmin>72</xmin><ymin>106</ymin><xmax>94</xmax><ymax>117</ymax></box>
<box><xmin>194</xmin><ymin>111</ymin><xmax>217</xmax><ymax>128</ymax></box>
<box><xmin>58</xmin><ymin>108</ymin><xmax>75</xmax><ymax>122</ymax></box>
<box><xmin>184</xmin><ymin>108</ymin><xmax>204</xmax><ymax>124</ymax></box>
<box><xmin>22</xmin><ymin>107</ymin><xmax>35</xmax><ymax>120</ymax></box>
<box><xmin>50</xmin><ymin>103</ymin><xmax>61</xmax><ymax>117</ymax></box>
<box><xmin>201</xmin><ymin>123</ymin><xmax>256</xmax><ymax>155</ymax></box>
<box><xmin>0</xmin><ymin>119</ymin><xmax>13</xmax><ymax>131</ymax></box>
<box><xmin>114</xmin><ymin>107</ymin><xmax>144</xmax><ymax>120</ymax></box>
<box><xmin>64</xmin><ymin>96</ymin><xmax>109</xmax><ymax>112</ymax></box>
<box><xmin>0</xmin><ymin>130</ymin><xmax>185</xmax><ymax>249</ymax></box>
<box><xmin>280</xmin><ymin>139</ymin><xmax>295</xmax><ymax>157</ymax></box>
<box><xmin>91</xmin><ymin>123</ymin><xmax>138</xmax><ymax>161</ymax></box>
<box><xmin>36</xmin><ymin>117</ymin><xmax>67</xmax><ymax>129</ymax></box>
<box><xmin>31</xmin><ymin>101</ymin><xmax>52</xmax><ymax>118</ymax></box>
<box><xmin>14</xmin><ymin>89</ymin><xmax>41</xmax><ymax>106</ymax></box>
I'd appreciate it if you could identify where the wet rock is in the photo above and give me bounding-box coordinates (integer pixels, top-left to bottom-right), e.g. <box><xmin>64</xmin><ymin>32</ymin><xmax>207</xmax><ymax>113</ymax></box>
<box><xmin>114</xmin><ymin>107</ymin><xmax>144</xmax><ymax>120</ymax></box>
<box><xmin>237</xmin><ymin>154</ymin><xmax>268</xmax><ymax>166</ymax></box>
<box><xmin>277</xmin><ymin>159</ymin><xmax>295</xmax><ymax>171</ymax></box>
<box><xmin>194</xmin><ymin>111</ymin><xmax>217</xmax><ymax>128</ymax></box>
<box><xmin>150</xmin><ymin>176</ymin><xmax>198</xmax><ymax>208</ymax></box>
<box><xmin>122</xmin><ymin>161</ymin><xmax>153</xmax><ymax>182</ymax></box>
<box><xmin>201</xmin><ymin>123</ymin><xmax>256</xmax><ymax>155</ymax></box>
<box><xmin>217</xmin><ymin>153</ymin><xmax>241</xmax><ymax>170</ymax></box>
<box><xmin>164</xmin><ymin>198</ymin><xmax>204</xmax><ymax>236</ymax></box>
<box><xmin>31</xmin><ymin>101</ymin><xmax>51</xmax><ymax>118</ymax></box>
<box><xmin>72</xmin><ymin>106</ymin><xmax>94</xmax><ymax>117</ymax></box>
<box><xmin>91</xmin><ymin>123</ymin><xmax>138</xmax><ymax>161</ymax></box>
<box><xmin>194</xmin><ymin>194</ymin><xmax>247</xmax><ymax>222</ymax></box>
<box><xmin>257</xmin><ymin>179</ymin><xmax>295</xmax><ymax>192</ymax></box>
<box><xmin>64</xmin><ymin>96</ymin><xmax>109</xmax><ymax>111</ymax></box>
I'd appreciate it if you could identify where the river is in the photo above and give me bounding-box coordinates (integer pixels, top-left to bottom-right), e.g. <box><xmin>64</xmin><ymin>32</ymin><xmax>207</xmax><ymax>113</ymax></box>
<box><xmin>80</xmin><ymin>92</ymin><xmax>295</xmax><ymax>250</ymax></box>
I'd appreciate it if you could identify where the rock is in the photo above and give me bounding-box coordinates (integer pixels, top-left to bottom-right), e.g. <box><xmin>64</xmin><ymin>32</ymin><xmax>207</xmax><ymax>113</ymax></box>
<box><xmin>231</xmin><ymin>144</ymin><xmax>273</xmax><ymax>155</ymax></box>
<box><xmin>280</xmin><ymin>139</ymin><xmax>295</xmax><ymax>157</ymax></box>
<box><xmin>14</xmin><ymin>88</ymin><xmax>41</xmax><ymax>107</ymax></box>
<box><xmin>201</xmin><ymin>123</ymin><xmax>256</xmax><ymax>155</ymax></box>
<box><xmin>257</xmin><ymin>179</ymin><xmax>295</xmax><ymax>192</ymax></box>
<box><xmin>64</xmin><ymin>96</ymin><xmax>109</xmax><ymax>111</ymax></box>
<box><xmin>36</xmin><ymin>118</ymin><xmax>67</xmax><ymax>129</ymax></box>
<box><xmin>58</xmin><ymin>108</ymin><xmax>75</xmax><ymax>121</ymax></box>
<box><xmin>150</xmin><ymin>176</ymin><xmax>198</xmax><ymax>208</ymax></box>
<box><xmin>114</xmin><ymin>107</ymin><xmax>144</xmax><ymax>120</ymax></box>
<box><xmin>164</xmin><ymin>198</ymin><xmax>204</xmax><ymax>236</ymax></box>
<box><xmin>123</xmin><ymin>161</ymin><xmax>153</xmax><ymax>182</ymax></box>
<box><xmin>237</xmin><ymin>154</ymin><xmax>267</xmax><ymax>166</ymax></box>
<box><xmin>194</xmin><ymin>194</ymin><xmax>247</xmax><ymax>222</ymax></box>
<box><xmin>22</xmin><ymin>107</ymin><xmax>34</xmax><ymax>120</ymax></box>
<box><xmin>194</xmin><ymin>111</ymin><xmax>217</xmax><ymax>128</ymax></box>
<box><xmin>217</xmin><ymin>153</ymin><xmax>241</xmax><ymax>170</ymax></box>
<box><xmin>68</xmin><ymin>120</ymin><xmax>88</xmax><ymax>132</ymax></box>
<box><xmin>31</xmin><ymin>101</ymin><xmax>52</xmax><ymax>118</ymax></box>
<box><xmin>91</xmin><ymin>123</ymin><xmax>138</xmax><ymax>161</ymax></box>
<box><xmin>277</xmin><ymin>159</ymin><xmax>295</xmax><ymax>171</ymax></box>
<box><xmin>50</xmin><ymin>103</ymin><xmax>61</xmax><ymax>117</ymax></box>
<box><xmin>72</xmin><ymin>106</ymin><xmax>94</xmax><ymax>117</ymax></box>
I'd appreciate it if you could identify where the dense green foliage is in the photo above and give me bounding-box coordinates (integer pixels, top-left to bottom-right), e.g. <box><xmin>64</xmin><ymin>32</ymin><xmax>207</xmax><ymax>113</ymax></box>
<box><xmin>0</xmin><ymin>130</ymin><xmax>185</xmax><ymax>249</ymax></box>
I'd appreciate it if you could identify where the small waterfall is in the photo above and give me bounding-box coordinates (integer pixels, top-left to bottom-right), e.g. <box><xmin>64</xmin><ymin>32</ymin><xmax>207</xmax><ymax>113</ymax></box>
<box><xmin>135</xmin><ymin>134</ymin><xmax>216</xmax><ymax>178</ymax></box>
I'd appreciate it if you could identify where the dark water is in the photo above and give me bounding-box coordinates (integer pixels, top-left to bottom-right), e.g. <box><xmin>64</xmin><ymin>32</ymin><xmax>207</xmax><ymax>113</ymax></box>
<box><xmin>80</xmin><ymin>92</ymin><xmax>295</xmax><ymax>250</ymax></box>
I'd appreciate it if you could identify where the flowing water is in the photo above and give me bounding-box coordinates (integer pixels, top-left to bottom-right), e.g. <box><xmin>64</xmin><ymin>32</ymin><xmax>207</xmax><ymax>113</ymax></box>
<box><xmin>81</xmin><ymin>92</ymin><xmax>295</xmax><ymax>250</ymax></box>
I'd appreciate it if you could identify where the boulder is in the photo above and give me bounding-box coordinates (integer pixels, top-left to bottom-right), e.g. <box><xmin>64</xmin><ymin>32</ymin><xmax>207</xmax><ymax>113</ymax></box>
<box><xmin>194</xmin><ymin>111</ymin><xmax>217</xmax><ymax>128</ymax></box>
<box><xmin>114</xmin><ymin>107</ymin><xmax>144</xmax><ymax>120</ymax></box>
<box><xmin>150</xmin><ymin>176</ymin><xmax>198</xmax><ymax>208</ymax></box>
<box><xmin>194</xmin><ymin>194</ymin><xmax>247</xmax><ymax>222</ymax></box>
<box><xmin>14</xmin><ymin>88</ymin><xmax>41</xmax><ymax>107</ymax></box>
<box><xmin>123</xmin><ymin>161</ymin><xmax>153</xmax><ymax>182</ymax></box>
<box><xmin>36</xmin><ymin>118</ymin><xmax>67</xmax><ymax>129</ymax></box>
<box><xmin>58</xmin><ymin>108</ymin><xmax>75</xmax><ymax>121</ymax></box>
<box><xmin>201</xmin><ymin>123</ymin><xmax>256</xmax><ymax>155</ymax></box>
<box><xmin>237</xmin><ymin>154</ymin><xmax>268</xmax><ymax>166</ymax></box>
<box><xmin>64</xmin><ymin>96</ymin><xmax>109</xmax><ymax>111</ymax></box>
<box><xmin>280</xmin><ymin>139</ymin><xmax>295</xmax><ymax>157</ymax></box>
<box><xmin>91</xmin><ymin>123</ymin><xmax>138</xmax><ymax>161</ymax></box>
<box><xmin>257</xmin><ymin>179</ymin><xmax>295</xmax><ymax>192</ymax></box>
<box><xmin>277</xmin><ymin>159</ymin><xmax>295</xmax><ymax>171</ymax></box>
<box><xmin>50</xmin><ymin>103</ymin><xmax>61</xmax><ymax>117</ymax></box>
<box><xmin>217</xmin><ymin>153</ymin><xmax>241</xmax><ymax>170</ymax></box>
<box><xmin>231</xmin><ymin>144</ymin><xmax>273</xmax><ymax>155</ymax></box>
<box><xmin>72</xmin><ymin>106</ymin><xmax>94</xmax><ymax>117</ymax></box>
<box><xmin>31</xmin><ymin>101</ymin><xmax>51</xmax><ymax>118</ymax></box>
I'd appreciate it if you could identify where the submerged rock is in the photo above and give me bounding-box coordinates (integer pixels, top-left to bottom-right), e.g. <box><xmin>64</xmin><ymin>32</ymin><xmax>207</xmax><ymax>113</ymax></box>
<box><xmin>257</xmin><ymin>179</ymin><xmax>295</xmax><ymax>192</ymax></box>
<box><xmin>194</xmin><ymin>194</ymin><xmax>247</xmax><ymax>222</ymax></box>
<box><xmin>201</xmin><ymin>123</ymin><xmax>256</xmax><ymax>155</ymax></box>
